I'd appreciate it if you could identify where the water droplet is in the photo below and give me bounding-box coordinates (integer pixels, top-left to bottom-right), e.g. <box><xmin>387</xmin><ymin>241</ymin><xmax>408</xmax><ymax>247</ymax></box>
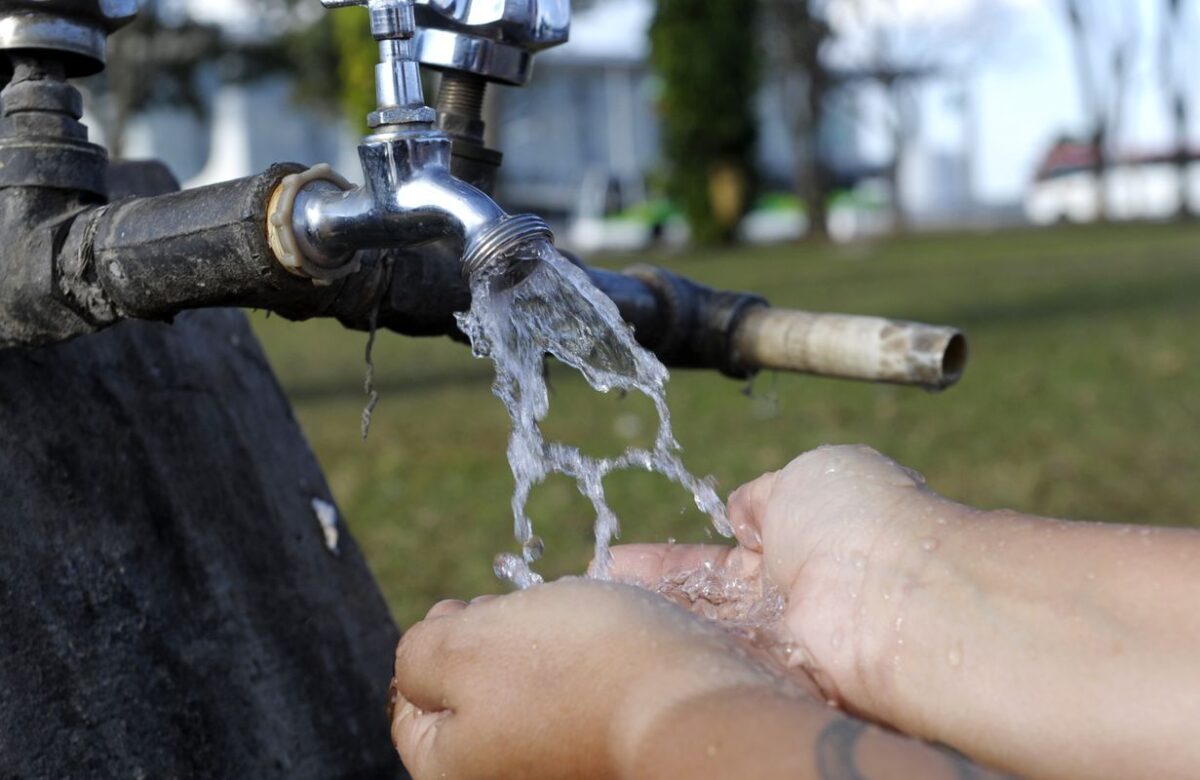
<box><xmin>947</xmin><ymin>641</ymin><xmax>963</xmax><ymax>667</ymax></box>
<box><xmin>850</xmin><ymin>552</ymin><xmax>867</xmax><ymax>571</ymax></box>
<box><xmin>523</xmin><ymin>535</ymin><xmax>545</xmax><ymax>562</ymax></box>
<box><xmin>919</xmin><ymin>537</ymin><xmax>940</xmax><ymax>552</ymax></box>
<box><xmin>831</xmin><ymin>630</ymin><xmax>844</xmax><ymax>649</ymax></box>
<box><xmin>494</xmin><ymin>553</ymin><xmax>543</xmax><ymax>589</ymax></box>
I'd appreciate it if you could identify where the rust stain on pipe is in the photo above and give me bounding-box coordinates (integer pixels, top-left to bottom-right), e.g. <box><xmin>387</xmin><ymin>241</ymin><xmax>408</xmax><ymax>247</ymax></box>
<box><xmin>732</xmin><ymin>306</ymin><xmax>968</xmax><ymax>390</ymax></box>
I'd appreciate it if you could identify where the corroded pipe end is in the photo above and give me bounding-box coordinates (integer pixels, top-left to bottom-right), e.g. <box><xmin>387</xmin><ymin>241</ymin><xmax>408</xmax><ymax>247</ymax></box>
<box><xmin>461</xmin><ymin>213</ymin><xmax>554</xmax><ymax>282</ymax></box>
<box><xmin>733</xmin><ymin>307</ymin><xmax>969</xmax><ymax>391</ymax></box>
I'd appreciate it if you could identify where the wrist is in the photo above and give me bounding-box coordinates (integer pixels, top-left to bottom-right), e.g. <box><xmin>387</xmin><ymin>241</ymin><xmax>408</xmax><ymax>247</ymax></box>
<box><xmin>787</xmin><ymin>487</ymin><xmax>979</xmax><ymax>722</ymax></box>
<box><xmin>609</xmin><ymin>648</ymin><xmax>788</xmax><ymax>777</ymax></box>
<box><xmin>616</xmin><ymin>684</ymin><xmax>819</xmax><ymax>779</ymax></box>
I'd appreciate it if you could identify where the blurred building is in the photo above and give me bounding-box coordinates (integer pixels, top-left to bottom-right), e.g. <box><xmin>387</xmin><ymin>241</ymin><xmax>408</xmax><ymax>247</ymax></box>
<box><xmin>107</xmin><ymin>0</ymin><xmax>877</xmax><ymax>247</ymax></box>
<box><xmin>1025</xmin><ymin>139</ymin><xmax>1200</xmax><ymax>224</ymax></box>
<box><xmin>493</xmin><ymin>0</ymin><xmax>872</xmax><ymax>245</ymax></box>
<box><xmin>113</xmin><ymin>71</ymin><xmax>360</xmax><ymax>189</ymax></box>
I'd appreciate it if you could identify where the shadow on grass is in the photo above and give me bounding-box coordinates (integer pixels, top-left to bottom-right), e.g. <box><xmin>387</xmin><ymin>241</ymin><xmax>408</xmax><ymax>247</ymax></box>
<box><xmin>937</xmin><ymin>270</ymin><xmax>1200</xmax><ymax>332</ymax></box>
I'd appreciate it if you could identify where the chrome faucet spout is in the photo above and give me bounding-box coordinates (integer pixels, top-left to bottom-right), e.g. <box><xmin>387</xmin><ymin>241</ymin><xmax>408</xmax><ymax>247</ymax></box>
<box><xmin>288</xmin><ymin>129</ymin><xmax>506</xmax><ymax>263</ymax></box>
<box><xmin>279</xmin><ymin>127</ymin><xmax>550</xmax><ymax>283</ymax></box>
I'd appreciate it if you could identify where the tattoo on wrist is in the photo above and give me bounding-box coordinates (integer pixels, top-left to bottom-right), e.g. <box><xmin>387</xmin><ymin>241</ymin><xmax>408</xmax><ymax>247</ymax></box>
<box><xmin>815</xmin><ymin>718</ymin><xmax>1002</xmax><ymax>780</ymax></box>
<box><xmin>816</xmin><ymin>719</ymin><xmax>869</xmax><ymax>780</ymax></box>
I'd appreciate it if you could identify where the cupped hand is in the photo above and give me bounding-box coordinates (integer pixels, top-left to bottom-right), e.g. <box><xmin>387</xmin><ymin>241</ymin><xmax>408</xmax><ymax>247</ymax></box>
<box><xmin>609</xmin><ymin>445</ymin><xmax>965</xmax><ymax>716</ymax></box>
<box><xmin>389</xmin><ymin>578</ymin><xmax>801</xmax><ymax>780</ymax></box>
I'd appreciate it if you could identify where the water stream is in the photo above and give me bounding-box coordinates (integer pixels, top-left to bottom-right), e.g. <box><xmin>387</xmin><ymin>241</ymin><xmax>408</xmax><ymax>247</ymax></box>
<box><xmin>455</xmin><ymin>240</ymin><xmax>732</xmax><ymax>588</ymax></box>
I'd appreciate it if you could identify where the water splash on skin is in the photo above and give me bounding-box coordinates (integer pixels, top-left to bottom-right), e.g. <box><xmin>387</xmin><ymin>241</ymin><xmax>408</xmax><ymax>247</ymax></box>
<box><xmin>456</xmin><ymin>242</ymin><xmax>730</xmax><ymax>587</ymax></box>
<box><xmin>648</xmin><ymin>563</ymin><xmax>804</xmax><ymax>681</ymax></box>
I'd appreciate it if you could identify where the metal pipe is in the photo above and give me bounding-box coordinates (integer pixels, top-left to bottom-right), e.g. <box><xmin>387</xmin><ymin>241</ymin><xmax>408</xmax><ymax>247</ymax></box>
<box><xmin>584</xmin><ymin>268</ymin><xmax>664</xmax><ymax>342</ymax></box>
<box><xmin>50</xmin><ymin>165</ymin><xmax>965</xmax><ymax>392</ymax></box>
<box><xmin>63</xmin><ymin>165</ymin><xmax>321</xmax><ymax>322</ymax></box>
<box><xmin>732</xmin><ymin>307</ymin><xmax>967</xmax><ymax>391</ymax></box>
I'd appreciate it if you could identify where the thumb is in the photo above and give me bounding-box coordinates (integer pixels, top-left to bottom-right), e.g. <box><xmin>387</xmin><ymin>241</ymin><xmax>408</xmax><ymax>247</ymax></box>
<box><xmin>390</xmin><ymin>687</ymin><xmax>455</xmax><ymax>779</ymax></box>
<box><xmin>727</xmin><ymin>471</ymin><xmax>778</xmax><ymax>551</ymax></box>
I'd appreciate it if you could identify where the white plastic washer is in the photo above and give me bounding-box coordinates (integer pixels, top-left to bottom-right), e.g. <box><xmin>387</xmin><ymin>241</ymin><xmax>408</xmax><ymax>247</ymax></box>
<box><xmin>267</xmin><ymin>163</ymin><xmax>358</xmax><ymax>287</ymax></box>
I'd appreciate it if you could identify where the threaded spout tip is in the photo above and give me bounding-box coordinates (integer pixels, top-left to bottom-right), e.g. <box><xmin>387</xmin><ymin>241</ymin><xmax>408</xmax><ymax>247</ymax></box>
<box><xmin>461</xmin><ymin>214</ymin><xmax>554</xmax><ymax>282</ymax></box>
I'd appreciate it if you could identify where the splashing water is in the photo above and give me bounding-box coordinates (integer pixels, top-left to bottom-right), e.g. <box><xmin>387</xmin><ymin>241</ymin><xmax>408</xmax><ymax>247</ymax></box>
<box><xmin>456</xmin><ymin>241</ymin><xmax>731</xmax><ymax>588</ymax></box>
<box><xmin>650</xmin><ymin>561</ymin><xmax>785</xmax><ymax>637</ymax></box>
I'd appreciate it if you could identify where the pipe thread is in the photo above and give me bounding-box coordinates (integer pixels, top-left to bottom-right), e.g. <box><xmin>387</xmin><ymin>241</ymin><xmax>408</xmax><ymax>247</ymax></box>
<box><xmin>461</xmin><ymin>213</ymin><xmax>553</xmax><ymax>280</ymax></box>
<box><xmin>436</xmin><ymin>73</ymin><xmax>487</xmax><ymax>120</ymax></box>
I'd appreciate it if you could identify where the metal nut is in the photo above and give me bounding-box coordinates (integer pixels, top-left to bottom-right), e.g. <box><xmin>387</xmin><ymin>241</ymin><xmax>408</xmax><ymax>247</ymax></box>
<box><xmin>368</xmin><ymin>106</ymin><xmax>437</xmax><ymax>127</ymax></box>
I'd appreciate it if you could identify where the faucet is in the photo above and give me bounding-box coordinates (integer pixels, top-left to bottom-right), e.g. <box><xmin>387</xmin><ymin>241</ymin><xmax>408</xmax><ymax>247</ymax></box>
<box><xmin>0</xmin><ymin>0</ymin><xmax>967</xmax><ymax>390</ymax></box>
<box><xmin>268</xmin><ymin>0</ymin><xmax>553</xmax><ymax>287</ymax></box>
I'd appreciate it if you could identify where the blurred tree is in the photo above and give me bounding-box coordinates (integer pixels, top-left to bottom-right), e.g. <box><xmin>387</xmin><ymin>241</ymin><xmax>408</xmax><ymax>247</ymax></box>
<box><xmin>329</xmin><ymin>10</ymin><xmax>377</xmax><ymax>131</ymax></box>
<box><xmin>649</xmin><ymin>0</ymin><xmax>759</xmax><ymax>245</ymax></box>
<box><xmin>821</xmin><ymin>0</ymin><xmax>1015</xmax><ymax>232</ymax></box>
<box><xmin>249</xmin><ymin>0</ymin><xmax>373</xmax><ymax>128</ymax></box>
<box><xmin>1159</xmin><ymin>0</ymin><xmax>1193</xmax><ymax>219</ymax></box>
<box><xmin>760</xmin><ymin>0</ymin><xmax>833</xmax><ymax>241</ymax></box>
<box><xmin>91</xmin><ymin>0</ymin><xmax>373</xmax><ymax>160</ymax></box>
<box><xmin>1060</xmin><ymin>0</ymin><xmax>1138</xmax><ymax>222</ymax></box>
<box><xmin>88</xmin><ymin>0</ymin><xmax>221</xmax><ymax>159</ymax></box>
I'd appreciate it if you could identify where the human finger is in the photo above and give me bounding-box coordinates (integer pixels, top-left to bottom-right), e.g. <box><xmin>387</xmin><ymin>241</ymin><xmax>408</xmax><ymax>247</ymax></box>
<box><xmin>727</xmin><ymin>471</ymin><xmax>778</xmax><ymax>550</ymax></box>
<box><xmin>393</xmin><ymin>616</ymin><xmax>464</xmax><ymax>714</ymax></box>
<box><xmin>605</xmin><ymin>543</ymin><xmax>758</xmax><ymax>586</ymax></box>
<box><xmin>425</xmin><ymin>599</ymin><xmax>468</xmax><ymax>619</ymax></box>
<box><xmin>390</xmin><ymin>687</ymin><xmax>456</xmax><ymax>780</ymax></box>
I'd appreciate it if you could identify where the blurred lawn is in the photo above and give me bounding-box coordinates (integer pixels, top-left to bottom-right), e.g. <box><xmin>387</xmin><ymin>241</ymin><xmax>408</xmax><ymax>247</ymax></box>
<box><xmin>252</xmin><ymin>223</ymin><xmax>1200</xmax><ymax>628</ymax></box>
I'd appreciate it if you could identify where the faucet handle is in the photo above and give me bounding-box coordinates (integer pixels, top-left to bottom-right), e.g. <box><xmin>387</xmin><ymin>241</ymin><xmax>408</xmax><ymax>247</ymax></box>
<box><xmin>320</xmin><ymin>0</ymin><xmax>435</xmax><ymax>127</ymax></box>
<box><xmin>322</xmin><ymin>0</ymin><xmax>414</xmax><ymax>40</ymax></box>
<box><xmin>414</xmin><ymin>0</ymin><xmax>570</xmax><ymax>86</ymax></box>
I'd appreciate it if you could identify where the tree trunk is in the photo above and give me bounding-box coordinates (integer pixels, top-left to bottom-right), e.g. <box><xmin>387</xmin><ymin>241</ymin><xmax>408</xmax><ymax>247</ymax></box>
<box><xmin>1092</xmin><ymin>126</ymin><xmax>1109</xmax><ymax>222</ymax></box>
<box><xmin>799</xmin><ymin>22</ymin><xmax>829</xmax><ymax>241</ymax></box>
<box><xmin>888</xmin><ymin>82</ymin><xmax>909</xmax><ymax>234</ymax></box>
<box><xmin>1174</xmin><ymin>94</ymin><xmax>1190</xmax><ymax>219</ymax></box>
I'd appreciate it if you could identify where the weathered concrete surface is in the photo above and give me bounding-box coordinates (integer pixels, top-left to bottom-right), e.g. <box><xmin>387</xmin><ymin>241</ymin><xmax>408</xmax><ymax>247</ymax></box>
<box><xmin>0</xmin><ymin>308</ymin><xmax>405</xmax><ymax>778</ymax></box>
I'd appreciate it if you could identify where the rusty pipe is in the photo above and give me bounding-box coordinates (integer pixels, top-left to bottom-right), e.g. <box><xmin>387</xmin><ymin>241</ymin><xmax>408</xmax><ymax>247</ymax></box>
<box><xmin>731</xmin><ymin>307</ymin><xmax>967</xmax><ymax>391</ymax></box>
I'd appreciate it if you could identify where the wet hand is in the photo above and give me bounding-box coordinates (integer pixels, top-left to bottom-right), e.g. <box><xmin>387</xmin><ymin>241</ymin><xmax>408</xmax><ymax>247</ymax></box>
<box><xmin>389</xmin><ymin>578</ymin><xmax>794</xmax><ymax>780</ymax></box>
<box><xmin>609</xmin><ymin>445</ymin><xmax>966</xmax><ymax>716</ymax></box>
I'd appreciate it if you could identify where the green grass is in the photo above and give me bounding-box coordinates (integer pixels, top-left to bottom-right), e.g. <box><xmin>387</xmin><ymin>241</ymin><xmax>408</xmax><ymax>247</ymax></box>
<box><xmin>252</xmin><ymin>223</ymin><xmax>1200</xmax><ymax>628</ymax></box>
